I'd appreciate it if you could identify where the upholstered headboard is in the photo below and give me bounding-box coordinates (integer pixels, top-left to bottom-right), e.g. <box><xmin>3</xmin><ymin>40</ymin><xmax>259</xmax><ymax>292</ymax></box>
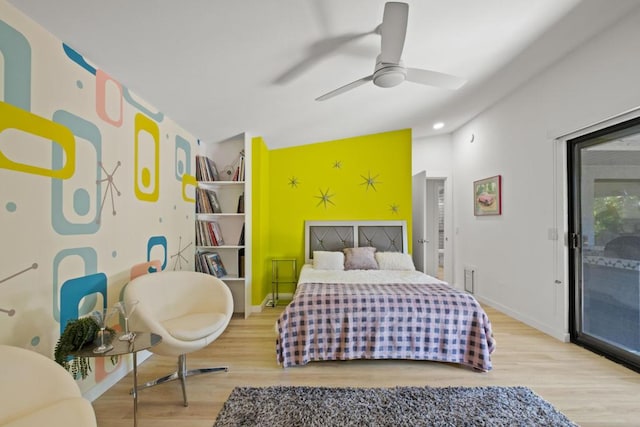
<box><xmin>304</xmin><ymin>220</ymin><xmax>408</xmax><ymax>264</ymax></box>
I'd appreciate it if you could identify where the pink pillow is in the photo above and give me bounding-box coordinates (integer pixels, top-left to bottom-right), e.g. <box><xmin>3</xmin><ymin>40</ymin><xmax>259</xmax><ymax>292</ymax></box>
<box><xmin>343</xmin><ymin>247</ymin><xmax>378</xmax><ymax>270</ymax></box>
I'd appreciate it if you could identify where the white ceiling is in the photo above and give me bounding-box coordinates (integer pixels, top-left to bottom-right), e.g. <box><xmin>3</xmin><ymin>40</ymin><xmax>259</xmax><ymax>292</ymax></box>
<box><xmin>7</xmin><ymin>0</ymin><xmax>640</xmax><ymax>148</ymax></box>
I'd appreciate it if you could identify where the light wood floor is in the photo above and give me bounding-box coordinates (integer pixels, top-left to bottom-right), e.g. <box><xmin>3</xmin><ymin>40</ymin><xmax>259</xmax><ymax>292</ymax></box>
<box><xmin>92</xmin><ymin>306</ymin><xmax>640</xmax><ymax>427</ymax></box>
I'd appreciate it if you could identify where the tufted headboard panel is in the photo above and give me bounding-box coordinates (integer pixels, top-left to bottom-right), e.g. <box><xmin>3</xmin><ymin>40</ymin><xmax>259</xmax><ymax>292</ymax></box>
<box><xmin>304</xmin><ymin>220</ymin><xmax>408</xmax><ymax>264</ymax></box>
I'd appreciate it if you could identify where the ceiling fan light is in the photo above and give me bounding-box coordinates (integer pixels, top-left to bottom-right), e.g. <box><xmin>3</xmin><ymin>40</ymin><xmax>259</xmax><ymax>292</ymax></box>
<box><xmin>373</xmin><ymin>66</ymin><xmax>407</xmax><ymax>88</ymax></box>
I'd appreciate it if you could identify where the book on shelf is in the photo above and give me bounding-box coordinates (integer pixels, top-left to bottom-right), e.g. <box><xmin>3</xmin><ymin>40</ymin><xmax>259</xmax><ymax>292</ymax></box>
<box><xmin>195</xmin><ymin>188</ymin><xmax>211</xmax><ymax>213</ymax></box>
<box><xmin>195</xmin><ymin>188</ymin><xmax>222</xmax><ymax>214</ymax></box>
<box><xmin>195</xmin><ymin>220</ymin><xmax>224</xmax><ymax>246</ymax></box>
<box><xmin>195</xmin><ymin>252</ymin><xmax>205</xmax><ymax>273</ymax></box>
<box><xmin>211</xmin><ymin>221</ymin><xmax>224</xmax><ymax>245</ymax></box>
<box><xmin>238</xmin><ymin>223</ymin><xmax>245</xmax><ymax>246</ymax></box>
<box><xmin>195</xmin><ymin>220</ymin><xmax>208</xmax><ymax>246</ymax></box>
<box><xmin>195</xmin><ymin>251</ymin><xmax>227</xmax><ymax>278</ymax></box>
<box><xmin>236</xmin><ymin>192</ymin><xmax>244</xmax><ymax>213</ymax></box>
<box><xmin>232</xmin><ymin>150</ymin><xmax>245</xmax><ymax>182</ymax></box>
<box><xmin>238</xmin><ymin>248</ymin><xmax>245</xmax><ymax>278</ymax></box>
<box><xmin>205</xmin><ymin>252</ymin><xmax>227</xmax><ymax>278</ymax></box>
<box><xmin>207</xmin><ymin>190</ymin><xmax>222</xmax><ymax>213</ymax></box>
<box><xmin>207</xmin><ymin>221</ymin><xmax>221</xmax><ymax>246</ymax></box>
<box><xmin>195</xmin><ymin>155</ymin><xmax>220</xmax><ymax>181</ymax></box>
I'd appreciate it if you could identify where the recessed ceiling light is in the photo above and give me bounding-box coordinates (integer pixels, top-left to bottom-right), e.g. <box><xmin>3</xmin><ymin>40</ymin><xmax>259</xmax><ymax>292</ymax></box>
<box><xmin>433</xmin><ymin>122</ymin><xmax>444</xmax><ymax>130</ymax></box>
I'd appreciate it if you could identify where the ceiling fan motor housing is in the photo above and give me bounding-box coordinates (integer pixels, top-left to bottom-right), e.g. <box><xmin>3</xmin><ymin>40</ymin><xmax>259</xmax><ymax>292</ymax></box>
<box><xmin>373</xmin><ymin>60</ymin><xmax>407</xmax><ymax>88</ymax></box>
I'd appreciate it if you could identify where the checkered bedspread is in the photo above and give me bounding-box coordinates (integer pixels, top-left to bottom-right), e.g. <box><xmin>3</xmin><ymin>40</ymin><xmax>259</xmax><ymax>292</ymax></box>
<box><xmin>276</xmin><ymin>282</ymin><xmax>496</xmax><ymax>371</ymax></box>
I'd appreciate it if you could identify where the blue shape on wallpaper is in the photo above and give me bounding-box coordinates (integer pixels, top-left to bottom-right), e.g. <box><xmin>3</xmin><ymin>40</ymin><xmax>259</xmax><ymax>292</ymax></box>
<box><xmin>62</xmin><ymin>43</ymin><xmax>96</xmax><ymax>75</ymax></box>
<box><xmin>0</xmin><ymin>19</ymin><xmax>32</xmax><ymax>110</ymax></box>
<box><xmin>175</xmin><ymin>135</ymin><xmax>192</xmax><ymax>181</ymax></box>
<box><xmin>73</xmin><ymin>188</ymin><xmax>91</xmax><ymax>216</ymax></box>
<box><xmin>60</xmin><ymin>272</ymin><xmax>107</xmax><ymax>333</ymax></box>
<box><xmin>51</xmin><ymin>110</ymin><xmax>102</xmax><ymax>235</ymax></box>
<box><xmin>6</xmin><ymin>201</ymin><xmax>17</xmax><ymax>212</ymax></box>
<box><xmin>52</xmin><ymin>247</ymin><xmax>98</xmax><ymax>323</ymax></box>
<box><xmin>148</xmin><ymin>235</ymin><xmax>168</xmax><ymax>271</ymax></box>
<box><xmin>123</xmin><ymin>87</ymin><xmax>164</xmax><ymax>122</ymax></box>
<box><xmin>30</xmin><ymin>336</ymin><xmax>40</xmax><ymax>347</ymax></box>
<box><xmin>76</xmin><ymin>80</ymin><xmax>83</xmax><ymax>89</ymax></box>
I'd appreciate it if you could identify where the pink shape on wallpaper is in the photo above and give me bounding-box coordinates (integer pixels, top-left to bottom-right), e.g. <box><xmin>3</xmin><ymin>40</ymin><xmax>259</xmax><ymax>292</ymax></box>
<box><xmin>130</xmin><ymin>260</ymin><xmax>162</xmax><ymax>280</ymax></box>
<box><xmin>96</xmin><ymin>69</ymin><xmax>123</xmax><ymax>127</ymax></box>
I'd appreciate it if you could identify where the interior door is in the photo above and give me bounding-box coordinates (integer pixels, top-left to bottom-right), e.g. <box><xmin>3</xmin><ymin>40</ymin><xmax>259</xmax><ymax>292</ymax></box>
<box><xmin>424</xmin><ymin>179</ymin><xmax>440</xmax><ymax>276</ymax></box>
<box><xmin>412</xmin><ymin>171</ymin><xmax>427</xmax><ymax>273</ymax></box>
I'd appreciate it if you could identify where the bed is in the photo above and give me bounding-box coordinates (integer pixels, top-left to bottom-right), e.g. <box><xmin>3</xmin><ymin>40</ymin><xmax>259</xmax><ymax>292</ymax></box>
<box><xmin>275</xmin><ymin>221</ymin><xmax>496</xmax><ymax>372</ymax></box>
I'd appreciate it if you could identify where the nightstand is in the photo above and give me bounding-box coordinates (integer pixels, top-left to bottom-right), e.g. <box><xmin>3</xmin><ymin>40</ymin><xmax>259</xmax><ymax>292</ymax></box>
<box><xmin>271</xmin><ymin>258</ymin><xmax>297</xmax><ymax>307</ymax></box>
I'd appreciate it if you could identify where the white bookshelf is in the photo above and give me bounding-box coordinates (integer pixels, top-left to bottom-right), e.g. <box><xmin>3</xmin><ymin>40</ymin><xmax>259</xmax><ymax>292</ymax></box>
<box><xmin>195</xmin><ymin>133</ymin><xmax>251</xmax><ymax>318</ymax></box>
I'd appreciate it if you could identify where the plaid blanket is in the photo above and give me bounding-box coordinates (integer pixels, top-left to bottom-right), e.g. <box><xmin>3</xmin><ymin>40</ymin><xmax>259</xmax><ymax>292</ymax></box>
<box><xmin>276</xmin><ymin>282</ymin><xmax>495</xmax><ymax>371</ymax></box>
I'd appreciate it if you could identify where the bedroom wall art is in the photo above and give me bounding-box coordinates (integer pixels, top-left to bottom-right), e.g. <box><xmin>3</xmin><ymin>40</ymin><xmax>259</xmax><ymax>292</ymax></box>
<box><xmin>473</xmin><ymin>175</ymin><xmax>502</xmax><ymax>216</ymax></box>
<box><xmin>0</xmin><ymin>2</ymin><xmax>196</xmax><ymax>396</ymax></box>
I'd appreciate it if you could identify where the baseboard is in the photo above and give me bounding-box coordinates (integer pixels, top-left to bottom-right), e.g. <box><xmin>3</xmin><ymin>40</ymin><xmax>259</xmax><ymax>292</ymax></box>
<box><xmin>474</xmin><ymin>295</ymin><xmax>570</xmax><ymax>343</ymax></box>
<box><xmin>251</xmin><ymin>293</ymin><xmax>294</xmax><ymax>314</ymax></box>
<box><xmin>251</xmin><ymin>294</ymin><xmax>274</xmax><ymax>313</ymax></box>
<box><xmin>83</xmin><ymin>350</ymin><xmax>152</xmax><ymax>402</ymax></box>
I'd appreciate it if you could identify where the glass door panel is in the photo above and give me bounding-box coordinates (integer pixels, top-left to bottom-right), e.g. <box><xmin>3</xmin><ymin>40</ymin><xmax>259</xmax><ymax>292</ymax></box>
<box><xmin>569</xmin><ymin>117</ymin><xmax>640</xmax><ymax>371</ymax></box>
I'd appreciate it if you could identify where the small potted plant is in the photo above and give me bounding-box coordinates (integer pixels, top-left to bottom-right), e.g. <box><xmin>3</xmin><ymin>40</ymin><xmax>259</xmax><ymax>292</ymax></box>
<box><xmin>54</xmin><ymin>311</ymin><xmax>117</xmax><ymax>379</ymax></box>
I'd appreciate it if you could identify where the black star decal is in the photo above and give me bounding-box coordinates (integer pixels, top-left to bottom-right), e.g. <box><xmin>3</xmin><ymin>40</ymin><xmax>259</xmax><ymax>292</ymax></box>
<box><xmin>288</xmin><ymin>176</ymin><xmax>299</xmax><ymax>188</ymax></box>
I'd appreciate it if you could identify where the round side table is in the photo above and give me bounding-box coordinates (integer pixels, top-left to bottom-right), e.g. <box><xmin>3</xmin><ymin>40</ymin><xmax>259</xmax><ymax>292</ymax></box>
<box><xmin>73</xmin><ymin>331</ymin><xmax>161</xmax><ymax>427</ymax></box>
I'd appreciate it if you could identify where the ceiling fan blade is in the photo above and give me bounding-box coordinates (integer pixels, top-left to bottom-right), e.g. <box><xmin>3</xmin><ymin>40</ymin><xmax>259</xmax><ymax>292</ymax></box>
<box><xmin>405</xmin><ymin>68</ymin><xmax>467</xmax><ymax>90</ymax></box>
<box><xmin>316</xmin><ymin>75</ymin><xmax>373</xmax><ymax>101</ymax></box>
<box><xmin>379</xmin><ymin>2</ymin><xmax>408</xmax><ymax>64</ymax></box>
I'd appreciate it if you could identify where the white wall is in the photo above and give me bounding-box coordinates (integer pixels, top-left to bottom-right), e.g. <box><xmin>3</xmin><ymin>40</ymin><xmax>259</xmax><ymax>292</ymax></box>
<box><xmin>412</xmin><ymin>134</ymin><xmax>452</xmax><ymax>176</ymax></box>
<box><xmin>449</xmin><ymin>6</ymin><xmax>640</xmax><ymax>340</ymax></box>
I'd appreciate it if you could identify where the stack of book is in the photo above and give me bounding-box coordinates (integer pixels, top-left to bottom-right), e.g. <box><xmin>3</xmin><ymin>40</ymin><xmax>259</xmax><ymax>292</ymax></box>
<box><xmin>195</xmin><ymin>220</ymin><xmax>225</xmax><ymax>246</ymax></box>
<box><xmin>195</xmin><ymin>155</ymin><xmax>219</xmax><ymax>181</ymax></box>
<box><xmin>195</xmin><ymin>252</ymin><xmax>227</xmax><ymax>278</ymax></box>
<box><xmin>195</xmin><ymin>188</ymin><xmax>222</xmax><ymax>213</ymax></box>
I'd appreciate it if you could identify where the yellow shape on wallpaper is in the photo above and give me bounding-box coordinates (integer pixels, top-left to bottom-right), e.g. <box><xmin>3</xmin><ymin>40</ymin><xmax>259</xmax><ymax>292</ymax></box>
<box><xmin>0</xmin><ymin>101</ymin><xmax>75</xmax><ymax>179</ymax></box>
<box><xmin>182</xmin><ymin>173</ymin><xmax>197</xmax><ymax>203</ymax></box>
<box><xmin>134</xmin><ymin>113</ymin><xmax>160</xmax><ymax>201</ymax></box>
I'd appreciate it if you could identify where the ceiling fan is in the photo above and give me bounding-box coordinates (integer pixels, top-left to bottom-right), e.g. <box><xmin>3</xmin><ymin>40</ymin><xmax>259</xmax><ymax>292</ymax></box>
<box><xmin>316</xmin><ymin>2</ymin><xmax>466</xmax><ymax>101</ymax></box>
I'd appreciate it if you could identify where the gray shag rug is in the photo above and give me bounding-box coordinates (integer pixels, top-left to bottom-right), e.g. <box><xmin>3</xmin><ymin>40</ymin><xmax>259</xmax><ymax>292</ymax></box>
<box><xmin>213</xmin><ymin>386</ymin><xmax>577</xmax><ymax>427</ymax></box>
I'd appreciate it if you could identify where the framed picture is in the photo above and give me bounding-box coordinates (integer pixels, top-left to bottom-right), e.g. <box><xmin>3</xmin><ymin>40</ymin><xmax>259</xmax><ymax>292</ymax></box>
<box><xmin>474</xmin><ymin>175</ymin><xmax>502</xmax><ymax>216</ymax></box>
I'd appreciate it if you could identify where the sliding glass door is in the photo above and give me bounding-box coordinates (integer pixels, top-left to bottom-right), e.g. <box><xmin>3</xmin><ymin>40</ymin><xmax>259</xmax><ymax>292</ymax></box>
<box><xmin>568</xmin><ymin>116</ymin><xmax>640</xmax><ymax>372</ymax></box>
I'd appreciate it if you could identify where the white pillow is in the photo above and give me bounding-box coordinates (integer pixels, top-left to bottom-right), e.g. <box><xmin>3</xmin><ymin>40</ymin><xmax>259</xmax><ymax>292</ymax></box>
<box><xmin>375</xmin><ymin>252</ymin><xmax>416</xmax><ymax>271</ymax></box>
<box><xmin>313</xmin><ymin>251</ymin><xmax>345</xmax><ymax>270</ymax></box>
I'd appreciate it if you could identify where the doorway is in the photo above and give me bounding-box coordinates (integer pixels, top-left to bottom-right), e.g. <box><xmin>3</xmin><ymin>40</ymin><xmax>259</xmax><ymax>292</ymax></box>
<box><xmin>412</xmin><ymin>172</ymin><xmax>448</xmax><ymax>281</ymax></box>
<box><xmin>568</xmin><ymin>116</ymin><xmax>640</xmax><ymax>371</ymax></box>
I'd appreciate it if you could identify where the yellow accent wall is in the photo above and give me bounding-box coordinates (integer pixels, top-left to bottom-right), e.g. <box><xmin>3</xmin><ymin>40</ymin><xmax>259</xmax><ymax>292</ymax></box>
<box><xmin>253</xmin><ymin>129</ymin><xmax>412</xmax><ymax>301</ymax></box>
<box><xmin>251</xmin><ymin>137</ymin><xmax>270</xmax><ymax>305</ymax></box>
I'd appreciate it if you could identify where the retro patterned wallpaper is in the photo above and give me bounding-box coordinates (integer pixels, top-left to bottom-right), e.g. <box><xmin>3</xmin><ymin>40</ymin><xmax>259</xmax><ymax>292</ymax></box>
<box><xmin>0</xmin><ymin>3</ymin><xmax>197</xmax><ymax>392</ymax></box>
